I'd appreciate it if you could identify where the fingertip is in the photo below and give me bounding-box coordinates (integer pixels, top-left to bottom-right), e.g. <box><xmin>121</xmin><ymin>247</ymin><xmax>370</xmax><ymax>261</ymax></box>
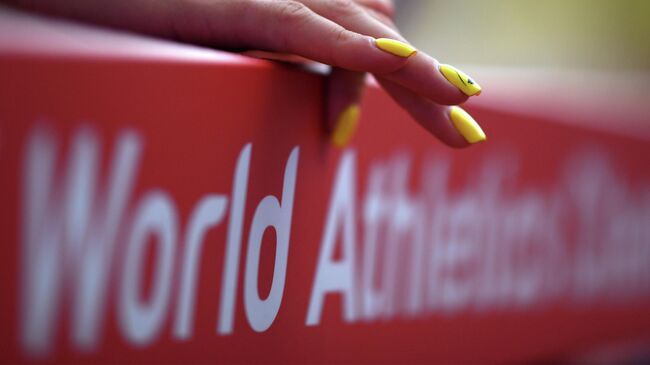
<box><xmin>382</xmin><ymin>53</ymin><xmax>475</xmax><ymax>105</ymax></box>
<box><xmin>326</xmin><ymin>68</ymin><xmax>366</xmax><ymax>147</ymax></box>
<box><xmin>374</xmin><ymin>38</ymin><xmax>417</xmax><ymax>58</ymax></box>
<box><xmin>353</xmin><ymin>36</ymin><xmax>414</xmax><ymax>74</ymax></box>
<box><xmin>448</xmin><ymin>106</ymin><xmax>487</xmax><ymax>144</ymax></box>
<box><xmin>438</xmin><ymin>63</ymin><xmax>483</xmax><ymax>97</ymax></box>
<box><xmin>331</xmin><ymin>104</ymin><xmax>361</xmax><ymax>147</ymax></box>
<box><xmin>376</xmin><ymin>77</ymin><xmax>487</xmax><ymax>148</ymax></box>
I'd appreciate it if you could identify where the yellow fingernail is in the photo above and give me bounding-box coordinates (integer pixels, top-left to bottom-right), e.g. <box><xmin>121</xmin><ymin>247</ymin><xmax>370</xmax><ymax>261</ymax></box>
<box><xmin>331</xmin><ymin>105</ymin><xmax>361</xmax><ymax>147</ymax></box>
<box><xmin>375</xmin><ymin>38</ymin><xmax>417</xmax><ymax>58</ymax></box>
<box><xmin>439</xmin><ymin>64</ymin><xmax>482</xmax><ymax>96</ymax></box>
<box><xmin>449</xmin><ymin>106</ymin><xmax>486</xmax><ymax>144</ymax></box>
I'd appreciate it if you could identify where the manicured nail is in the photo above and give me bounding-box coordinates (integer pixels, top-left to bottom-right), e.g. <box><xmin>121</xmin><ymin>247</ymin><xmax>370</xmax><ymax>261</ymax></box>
<box><xmin>449</xmin><ymin>106</ymin><xmax>486</xmax><ymax>144</ymax></box>
<box><xmin>439</xmin><ymin>64</ymin><xmax>482</xmax><ymax>96</ymax></box>
<box><xmin>375</xmin><ymin>38</ymin><xmax>417</xmax><ymax>58</ymax></box>
<box><xmin>331</xmin><ymin>105</ymin><xmax>361</xmax><ymax>147</ymax></box>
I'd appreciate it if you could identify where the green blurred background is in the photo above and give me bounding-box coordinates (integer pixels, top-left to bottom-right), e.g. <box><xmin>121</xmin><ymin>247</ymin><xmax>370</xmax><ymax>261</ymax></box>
<box><xmin>394</xmin><ymin>0</ymin><xmax>650</xmax><ymax>71</ymax></box>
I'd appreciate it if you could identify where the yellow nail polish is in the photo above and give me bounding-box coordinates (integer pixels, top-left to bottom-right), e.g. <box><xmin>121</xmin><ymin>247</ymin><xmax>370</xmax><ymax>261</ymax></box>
<box><xmin>439</xmin><ymin>64</ymin><xmax>482</xmax><ymax>96</ymax></box>
<box><xmin>449</xmin><ymin>106</ymin><xmax>486</xmax><ymax>144</ymax></box>
<box><xmin>375</xmin><ymin>38</ymin><xmax>417</xmax><ymax>58</ymax></box>
<box><xmin>331</xmin><ymin>105</ymin><xmax>361</xmax><ymax>147</ymax></box>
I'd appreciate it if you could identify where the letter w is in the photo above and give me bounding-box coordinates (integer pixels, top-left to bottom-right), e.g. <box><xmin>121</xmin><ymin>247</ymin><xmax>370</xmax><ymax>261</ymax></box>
<box><xmin>20</xmin><ymin>126</ymin><xmax>141</xmax><ymax>356</ymax></box>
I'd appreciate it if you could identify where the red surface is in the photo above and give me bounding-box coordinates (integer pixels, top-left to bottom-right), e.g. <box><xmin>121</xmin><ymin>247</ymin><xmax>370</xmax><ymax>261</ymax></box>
<box><xmin>1</xmin><ymin>7</ymin><xmax>649</xmax><ymax>364</ymax></box>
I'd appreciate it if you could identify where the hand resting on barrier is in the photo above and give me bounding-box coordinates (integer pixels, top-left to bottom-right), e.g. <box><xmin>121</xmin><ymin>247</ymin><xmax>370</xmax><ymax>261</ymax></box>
<box><xmin>5</xmin><ymin>0</ymin><xmax>487</xmax><ymax>147</ymax></box>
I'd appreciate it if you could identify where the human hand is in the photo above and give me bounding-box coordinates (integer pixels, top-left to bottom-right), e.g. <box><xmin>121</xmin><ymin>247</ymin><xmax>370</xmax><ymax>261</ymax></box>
<box><xmin>7</xmin><ymin>0</ymin><xmax>486</xmax><ymax>147</ymax></box>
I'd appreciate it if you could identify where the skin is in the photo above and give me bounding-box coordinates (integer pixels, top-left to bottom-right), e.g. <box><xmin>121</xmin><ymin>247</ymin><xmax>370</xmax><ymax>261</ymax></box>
<box><xmin>4</xmin><ymin>0</ymin><xmax>476</xmax><ymax>147</ymax></box>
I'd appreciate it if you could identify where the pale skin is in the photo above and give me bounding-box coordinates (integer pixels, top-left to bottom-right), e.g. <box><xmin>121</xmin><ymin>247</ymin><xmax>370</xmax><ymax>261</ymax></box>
<box><xmin>5</xmin><ymin>0</ymin><xmax>478</xmax><ymax>147</ymax></box>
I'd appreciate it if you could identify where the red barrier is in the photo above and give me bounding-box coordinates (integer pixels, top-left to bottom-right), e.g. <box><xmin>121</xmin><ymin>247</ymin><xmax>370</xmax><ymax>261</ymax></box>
<box><xmin>1</xmin><ymin>6</ymin><xmax>649</xmax><ymax>364</ymax></box>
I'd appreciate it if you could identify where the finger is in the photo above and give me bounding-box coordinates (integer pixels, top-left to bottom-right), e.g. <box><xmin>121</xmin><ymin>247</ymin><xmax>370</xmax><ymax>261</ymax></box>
<box><xmin>376</xmin><ymin>77</ymin><xmax>486</xmax><ymax>148</ymax></box>
<box><xmin>383</xmin><ymin>57</ymin><xmax>482</xmax><ymax>104</ymax></box>
<box><xmin>301</xmin><ymin>0</ymin><xmax>480</xmax><ymax>105</ymax></box>
<box><xmin>326</xmin><ymin>68</ymin><xmax>366</xmax><ymax>147</ymax></box>
<box><xmin>242</xmin><ymin>51</ymin><xmax>368</xmax><ymax>149</ymax></box>
<box><xmin>10</xmin><ymin>0</ymin><xmax>416</xmax><ymax>74</ymax></box>
<box><xmin>170</xmin><ymin>0</ymin><xmax>416</xmax><ymax>74</ymax></box>
<box><xmin>330</xmin><ymin>2</ymin><xmax>480</xmax><ymax>148</ymax></box>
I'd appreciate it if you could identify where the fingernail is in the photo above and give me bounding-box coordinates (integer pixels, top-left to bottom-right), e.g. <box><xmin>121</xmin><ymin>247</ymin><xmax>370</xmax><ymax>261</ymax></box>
<box><xmin>331</xmin><ymin>105</ymin><xmax>361</xmax><ymax>147</ymax></box>
<box><xmin>449</xmin><ymin>106</ymin><xmax>486</xmax><ymax>144</ymax></box>
<box><xmin>375</xmin><ymin>38</ymin><xmax>417</xmax><ymax>58</ymax></box>
<box><xmin>439</xmin><ymin>64</ymin><xmax>482</xmax><ymax>96</ymax></box>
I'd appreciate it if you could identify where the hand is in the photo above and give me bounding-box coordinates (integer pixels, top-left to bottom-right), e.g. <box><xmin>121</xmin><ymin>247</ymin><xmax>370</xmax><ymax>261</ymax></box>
<box><xmin>7</xmin><ymin>0</ymin><xmax>486</xmax><ymax>147</ymax></box>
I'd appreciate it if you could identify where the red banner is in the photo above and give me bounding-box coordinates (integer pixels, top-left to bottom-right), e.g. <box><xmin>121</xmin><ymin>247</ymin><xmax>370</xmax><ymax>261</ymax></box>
<box><xmin>1</xmin><ymin>7</ymin><xmax>649</xmax><ymax>364</ymax></box>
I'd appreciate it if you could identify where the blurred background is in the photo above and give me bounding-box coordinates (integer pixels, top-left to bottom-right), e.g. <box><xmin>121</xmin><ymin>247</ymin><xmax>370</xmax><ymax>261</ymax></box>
<box><xmin>394</xmin><ymin>0</ymin><xmax>650</xmax><ymax>71</ymax></box>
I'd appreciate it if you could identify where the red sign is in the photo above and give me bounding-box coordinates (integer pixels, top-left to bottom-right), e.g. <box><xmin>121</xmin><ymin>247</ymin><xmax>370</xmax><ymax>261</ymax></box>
<box><xmin>1</xmin><ymin>7</ymin><xmax>649</xmax><ymax>364</ymax></box>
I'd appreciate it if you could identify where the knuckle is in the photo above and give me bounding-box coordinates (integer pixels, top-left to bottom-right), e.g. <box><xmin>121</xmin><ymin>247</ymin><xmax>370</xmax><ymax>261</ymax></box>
<box><xmin>332</xmin><ymin>26</ymin><xmax>353</xmax><ymax>45</ymax></box>
<box><xmin>276</xmin><ymin>0</ymin><xmax>310</xmax><ymax>23</ymax></box>
<box><xmin>327</xmin><ymin>26</ymin><xmax>354</xmax><ymax>66</ymax></box>
<box><xmin>271</xmin><ymin>0</ymin><xmax>312</xmax><ymax>51</ymax></box>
